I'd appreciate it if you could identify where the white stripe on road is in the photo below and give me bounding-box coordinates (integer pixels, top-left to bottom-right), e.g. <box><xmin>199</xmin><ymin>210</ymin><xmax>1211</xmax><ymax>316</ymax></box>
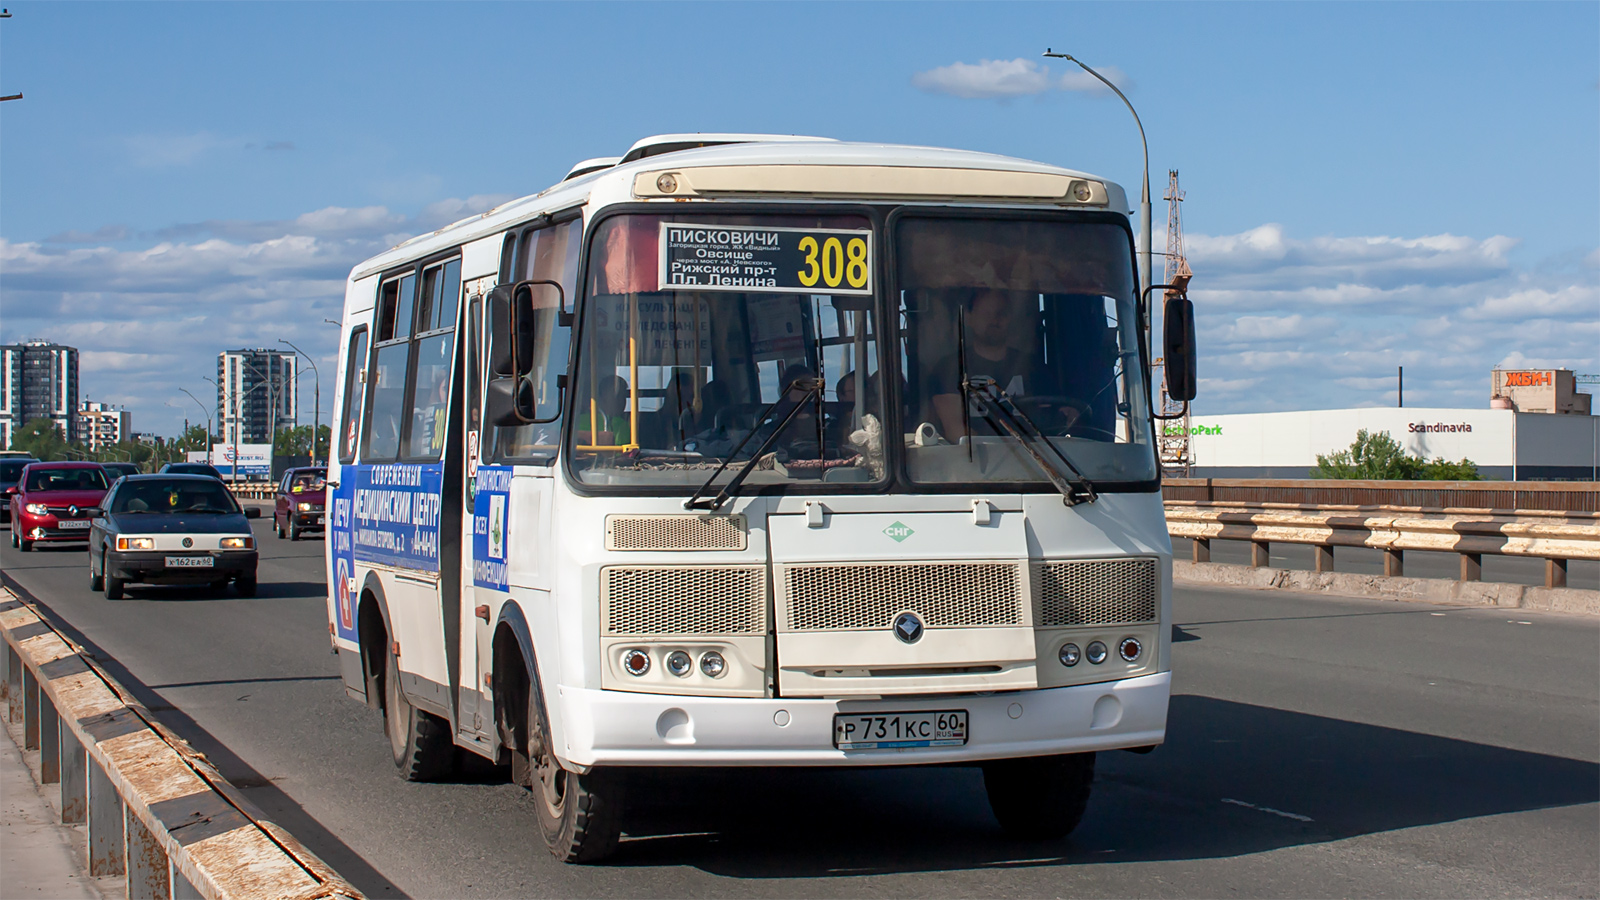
<box><xmin>1221</xmin><ymin>797</ymin><xmax>1314</xmax><ymax>822</ymax></box>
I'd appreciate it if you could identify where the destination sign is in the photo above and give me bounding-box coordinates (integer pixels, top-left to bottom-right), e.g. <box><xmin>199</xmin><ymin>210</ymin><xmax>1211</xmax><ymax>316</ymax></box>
<box><xmin>658</xmin><ymin>223</ymin><xmax>873</xmax><ymax>295</ymax></box>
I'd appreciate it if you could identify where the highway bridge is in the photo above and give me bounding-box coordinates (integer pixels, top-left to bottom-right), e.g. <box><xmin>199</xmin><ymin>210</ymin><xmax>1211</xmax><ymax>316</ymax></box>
<box><xmin>2</xmin><ymin>513</ymin><xmax>1594</xmax><ymax>899</ymax></box>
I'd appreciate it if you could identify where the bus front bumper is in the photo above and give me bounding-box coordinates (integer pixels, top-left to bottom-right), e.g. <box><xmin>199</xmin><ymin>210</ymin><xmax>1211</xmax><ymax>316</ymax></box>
<box><xmin>555</xmin><ymin>671</ymin><xmax>1169</xmax><ymax>769</ymax></box>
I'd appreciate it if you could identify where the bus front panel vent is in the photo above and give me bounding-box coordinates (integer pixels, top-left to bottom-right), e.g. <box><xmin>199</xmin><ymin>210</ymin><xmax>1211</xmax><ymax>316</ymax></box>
<box><xmin>601</xmin><ymin>565</ymin><xmax>767</xmax><ymax>637</ymax></box>
<box><xmin>605</xmin><ymin>514</ymin><xmax>748</xmax><ymax>551</ymax></box>
<box><xmin>779</xmin><ymin>561</ymin><xmax>1023</xmax><ymax>632</ymax></box>
<box><xmin>1035</xmin><ymin>558</ymin><xmax>1158</xmax><ymax>627</ymax></box>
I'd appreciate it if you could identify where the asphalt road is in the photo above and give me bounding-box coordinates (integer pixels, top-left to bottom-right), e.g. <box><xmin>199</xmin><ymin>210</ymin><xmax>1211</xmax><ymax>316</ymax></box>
<box><xmin>2</xmin><ymin>515</ymin><xmax>1596</xmax><ymax>899</ymax></box>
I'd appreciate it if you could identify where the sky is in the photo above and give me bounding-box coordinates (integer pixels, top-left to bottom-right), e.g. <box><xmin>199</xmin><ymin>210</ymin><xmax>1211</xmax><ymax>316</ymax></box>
<box><xmin>1</xmin><ymin>2</ymin><xmax>1596</xmax><ymax>438</ymax></box>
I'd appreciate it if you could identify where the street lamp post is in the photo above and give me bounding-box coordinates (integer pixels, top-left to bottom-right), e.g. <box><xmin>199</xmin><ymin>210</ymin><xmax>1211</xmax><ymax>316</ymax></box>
<box><xmin>1042</xmin><ymin>49</ymin><xmax>1153</xmax><ymax>313</ymax></box>
<box><xmin>279</xmin><ymin>339</ymin><xmax>321</xmax><ymax>464</ymax></box>
<box><xmin>178</xmin><ymin>388</ymin><xmax>213</xmax><ymax>461</ymax></box>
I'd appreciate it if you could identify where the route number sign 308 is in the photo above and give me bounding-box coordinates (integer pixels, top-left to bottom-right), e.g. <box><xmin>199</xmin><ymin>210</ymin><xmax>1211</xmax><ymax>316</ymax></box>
<box><xmin>796</xmin><ymin>235</ymin><xmax>869</xmax><ymax>290</ymax></box>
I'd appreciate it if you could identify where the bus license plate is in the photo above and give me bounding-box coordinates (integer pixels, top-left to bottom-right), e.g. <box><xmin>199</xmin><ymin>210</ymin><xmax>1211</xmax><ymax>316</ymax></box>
<box><xmin>166</xmin><ymin>556</ymin><xmax>214</xmax><ymax>568</ymax></box>
<box><xmin>833</xmin><ymin>710</ymin><xmax>967</xmax><ymax>750</ymax></box>
<box><xmin>57</xmin><ymin>520</ymin><xmax>90</xmax><ymax>530</ymax></box>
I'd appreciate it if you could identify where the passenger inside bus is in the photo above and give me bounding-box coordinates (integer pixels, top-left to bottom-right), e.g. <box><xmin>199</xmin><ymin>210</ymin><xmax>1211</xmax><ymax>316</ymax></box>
<box><xmin>575</xmin><ymin>375</ymin><xmax>632</xmax><ymax>447</ymax></box>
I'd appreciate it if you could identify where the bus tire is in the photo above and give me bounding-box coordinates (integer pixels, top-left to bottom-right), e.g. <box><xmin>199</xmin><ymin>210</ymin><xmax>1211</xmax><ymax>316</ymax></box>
<box><xmin>982</xmin><ymin>752</ymin><xmax>1095</xmax><ymax>840</ymax></box>
<box><xmin>382</xmin><ymin>642</ymin><xmax>453</xmax><ymax>782</ymax></box>
<box><xmin>527</xmin><ymin>683</ymin><xmax>624</xmax><ymax>863</ymax></box>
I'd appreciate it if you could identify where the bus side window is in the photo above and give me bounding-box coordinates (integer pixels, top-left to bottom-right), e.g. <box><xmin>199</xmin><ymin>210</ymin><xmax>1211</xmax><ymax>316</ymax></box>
<box><xmin>338</xmin><ymin>326</ymin><xmax>368</xmax><ymax>464</ymax></box>
<box><xmin>490</xmin><ymin>217</ymin><xmax>579</xmax><ymax>461</ymax></box>
<box><xmin>403</xmin><ymin>258</ymin><xmax>461</xmax><ymax>460</ymax></box>
<box><xmin>364</xmin><ymin>270</ymin><xmax>417</xmax><ymax>462</ymax></box>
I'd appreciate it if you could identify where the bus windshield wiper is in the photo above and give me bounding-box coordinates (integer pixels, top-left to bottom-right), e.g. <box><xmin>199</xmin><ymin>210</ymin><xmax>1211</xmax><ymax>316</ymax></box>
<box><xmin>683</xmin><ymin>376</ymin><xmax>824</xmax><ymax>512</ymax></box>
<box><xmin>963</xmin><ymin>376</ymin><xmax>1098</xmax><ymax>506</ymax></box>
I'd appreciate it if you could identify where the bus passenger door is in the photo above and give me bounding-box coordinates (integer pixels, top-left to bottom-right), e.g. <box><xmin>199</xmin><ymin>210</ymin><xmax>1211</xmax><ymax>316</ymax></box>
<box><xmin>459</xmin><ymin>278</ymin><xmax>496</xmax><ymax>741</ymax></box>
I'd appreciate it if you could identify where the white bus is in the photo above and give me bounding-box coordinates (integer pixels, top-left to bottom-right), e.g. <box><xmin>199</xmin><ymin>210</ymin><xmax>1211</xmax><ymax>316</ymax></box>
<box><xmin>324</xmin><ymin>134</ymin><xmax>1198</xmax><ymax>863</ymax></box>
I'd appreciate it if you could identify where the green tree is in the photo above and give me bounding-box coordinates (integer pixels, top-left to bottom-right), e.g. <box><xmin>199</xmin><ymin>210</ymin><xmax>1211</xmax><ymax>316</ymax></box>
<box><xmin>9</xmin><ymin>418</ymin><xmax>69</xmax><ymax>460</ymax></box>
<box><xmin>1418</xmin><ymin>456</ymin><xmax>1481</xmax><ymax>481</ymax></box>
<box><xmin>1313</xmin><ymin>429</ymin><xmax>1481</xmax><ymax>480</ymax></box>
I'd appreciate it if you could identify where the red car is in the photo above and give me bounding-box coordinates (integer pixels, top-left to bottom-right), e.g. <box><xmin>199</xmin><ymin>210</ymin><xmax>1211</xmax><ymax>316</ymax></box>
<box><xmin>273</xmin><ymin>466</ymin><xmax>327</xmax><ymax>541</ymax></box>
<box><xmin>7</xmin><ymin>462</ymin><xmax>110</xmax><ymax>552</ymax></box>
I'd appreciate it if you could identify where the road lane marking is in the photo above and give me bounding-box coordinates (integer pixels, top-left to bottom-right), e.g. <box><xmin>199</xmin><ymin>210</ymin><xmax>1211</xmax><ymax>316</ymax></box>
<box><xmin>1221</xmin><ymin>797</ymin><xmax>1314</xmax><ymax>822</ymax></box>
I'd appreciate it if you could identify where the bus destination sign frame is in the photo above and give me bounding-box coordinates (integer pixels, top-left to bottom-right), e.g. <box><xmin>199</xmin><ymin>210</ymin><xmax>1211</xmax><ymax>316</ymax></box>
<box><xmin>658</xmin><ymin>222</ymin><xmax>873</xmax><ymax>295</ymax></box>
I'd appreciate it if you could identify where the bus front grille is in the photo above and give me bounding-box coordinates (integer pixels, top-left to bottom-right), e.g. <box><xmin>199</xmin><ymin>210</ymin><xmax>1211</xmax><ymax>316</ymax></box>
<box><xmin>780</xmin><ymin>561</ymin><xmax>1023</xmax><ymax>632</ymax></box>
<box><xmin>605</xmin><ymin>514</ymin><xmax>747</xmax><ymax>551</ymax></box>
<box><xmin>1035</xmin><ymin>558</ymin><xmax>1158</xmax><ymax>626</ymax></box>
<box><xmin>601</xmin><ymin>565</ymin><xmax>767</xmax><ymax>637</ymax></box>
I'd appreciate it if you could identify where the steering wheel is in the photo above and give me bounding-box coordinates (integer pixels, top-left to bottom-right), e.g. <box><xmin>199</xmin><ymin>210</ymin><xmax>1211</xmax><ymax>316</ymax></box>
<box><xmin>1010</xmin><ymin>395</ymin><xmax>1119</xmax><ymax>442</ymax></box>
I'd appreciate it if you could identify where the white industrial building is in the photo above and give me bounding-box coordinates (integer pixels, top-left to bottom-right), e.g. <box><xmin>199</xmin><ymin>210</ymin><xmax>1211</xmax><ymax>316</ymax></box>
<box><xmin>1184</xmin><ymin>407</ymin><xmax>1598</xmax><ymax>481</ymax></box>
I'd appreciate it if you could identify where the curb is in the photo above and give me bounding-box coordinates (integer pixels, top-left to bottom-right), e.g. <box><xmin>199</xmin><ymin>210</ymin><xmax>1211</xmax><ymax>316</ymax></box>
<box><xmin>1</xmin><ymin>586</ymin><xmax>367</xmax><ymax>900</ymax></box>
<box><xmin>1174</xmin><ymin>561</ymin><xmax>1600</xmax><ymax>616</ymax></box>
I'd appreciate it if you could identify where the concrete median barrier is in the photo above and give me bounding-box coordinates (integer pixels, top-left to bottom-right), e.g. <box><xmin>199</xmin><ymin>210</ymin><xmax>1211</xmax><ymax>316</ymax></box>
<box><xmin>0</xmin><ymin>587</ymin><xmax>365</xmax><ymax>900</ymax></box>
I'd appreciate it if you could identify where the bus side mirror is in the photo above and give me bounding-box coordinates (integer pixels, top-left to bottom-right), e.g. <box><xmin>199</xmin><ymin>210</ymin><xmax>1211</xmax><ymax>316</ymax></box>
<box><xmin>485</xmin><ymin>377</ymin><xmax>529</xmax><ymax>427</ymax></box>
<box><xmin>1162</xmin><ymin>294</ymin><xmax>1198</xmax><ymax>402</ymax></box>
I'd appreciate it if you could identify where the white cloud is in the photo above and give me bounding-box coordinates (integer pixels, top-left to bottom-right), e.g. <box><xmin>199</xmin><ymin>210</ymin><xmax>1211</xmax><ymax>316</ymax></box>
<box><xmin>912</xmin><ymin>58</ymin><xmax>1127</xmax><ymax>99</ymax></box>
<box><xmin>0</xmin><ymin>195</ymin><xmax>509</xmax><ymax>438</ymax></box>
<box><xmin>1177</xmin><ymin>225</ymin><xmax>1597</xmax><ymax>412</ymax></box>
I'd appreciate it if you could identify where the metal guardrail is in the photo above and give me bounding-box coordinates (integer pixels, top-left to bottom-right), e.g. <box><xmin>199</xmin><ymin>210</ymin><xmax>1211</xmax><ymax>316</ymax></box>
<box><xmin>1166</xmin><ymin>502</ymin><xmax>1600</xmax><ymax>589</ymax></box>
<box><xmin>1163</xmin><ymin>478</ymin><xmax>1600</xmax><ymax>513</ymax></box>
<box><xmin>0</xmin><ymin>587</ymin><xmax>364</xmax><ymax>900</ymax></box>
<box><xmin>227</xmin><ymin>483</ymin><xmax>276</xmax><ymax>501</ymax></box>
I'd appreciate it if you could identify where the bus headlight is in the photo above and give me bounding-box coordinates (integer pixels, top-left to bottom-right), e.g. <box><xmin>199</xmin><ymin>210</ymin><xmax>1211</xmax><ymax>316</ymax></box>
<box><xmin>297</xmin><ymin>502</ymin><xmax>313</xmax><ymax>512</ymax></box>
<box><xmin>1085</xmin><ymin>641</ymin><xmax>1108</xmax><ymax>664</ymax></box>
<box><xmin>665</xmin><ymin>650</ymin><xmax>692</xmax><ymax>677</ymax></box>
<box><xmin>1118</xmin><ymin>637</ymin><xmax>1143</xmax><ymax>662</ymax></box>
<box><xmin>621</xmin><ymin>649</ymin><xmax>650</xmax><ymax>676</ymax></box>
<box><xmin>699</xmin><ymin>651</ymin><xmax>726</xmax><ymax>678</ymax></box>
<box><xmin>1058</xmin><ymin>643</ymin><xmax>1081</xmax><ymax>667</ymax></box>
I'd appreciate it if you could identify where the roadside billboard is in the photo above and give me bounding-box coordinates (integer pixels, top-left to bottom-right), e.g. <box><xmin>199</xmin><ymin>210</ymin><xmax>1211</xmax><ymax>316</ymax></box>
<box><xmin>187</xmin><ymin>444</ymin><xmax>272</xmax><ymax>480</ymax></box>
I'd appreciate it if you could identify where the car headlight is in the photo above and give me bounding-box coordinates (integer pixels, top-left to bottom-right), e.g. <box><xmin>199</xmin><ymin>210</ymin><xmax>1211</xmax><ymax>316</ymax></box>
<box><xmin>25</xmin><ymin>503</ymin><xmax>48</xmax><ymax>515</ymax></box>
<box><xmin>297</xmin><ymin>502</ymin><xmax>312</xmax><ymax>512</ymax></box>
<box><xmin>220</xmin><ymin>536</ymin><xmax>253</xmax><ymax>549</ymax></box>
<box><xmin>117</xmin><ymin>537</ymin><xmax>154</xmax><ymax>551</ymax></box>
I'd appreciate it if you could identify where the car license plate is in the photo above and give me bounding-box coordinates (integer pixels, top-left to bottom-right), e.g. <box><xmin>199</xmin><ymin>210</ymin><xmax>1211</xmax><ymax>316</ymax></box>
<box><xmin>57</xmin><ymin>520</ymin><xmax>90</xmax><ymax>530</ymax></box>
<box><xmin>833</xmin><ymin>710</ymin><xmax>968</xmax><ymax>750</ymax></box>
<box><xmin>165</xmin><ymin>556</ymin><xmax>214</xmax><ymax>568</ymax></box>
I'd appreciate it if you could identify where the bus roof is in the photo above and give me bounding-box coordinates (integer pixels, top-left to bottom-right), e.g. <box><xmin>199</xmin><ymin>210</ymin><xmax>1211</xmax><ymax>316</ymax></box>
<box><xmin>351</xmin><ymin>138</ymin><xmax>1128</xmax><ymax>280</ymax></box>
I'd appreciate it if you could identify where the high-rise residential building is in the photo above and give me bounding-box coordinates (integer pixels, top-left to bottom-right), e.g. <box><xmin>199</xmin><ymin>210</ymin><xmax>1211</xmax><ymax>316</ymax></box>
<box><xmin>217</xmin><ymin>349</ymin><xmax>297</xmax><ymax>444</ymax></box>
<box><xmin>78</xmin><ymin>400</ymin><xmax>133</xmax><ymax>452</ymax></box>
<box><xmin>1</xmin><ymin>339</ymin><xmax>80</xmax><ymax>449</ymax></box>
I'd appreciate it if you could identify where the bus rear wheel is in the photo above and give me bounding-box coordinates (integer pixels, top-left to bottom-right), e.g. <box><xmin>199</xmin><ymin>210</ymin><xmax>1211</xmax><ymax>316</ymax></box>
<box><xmin>982</xmin><ymin>752</ymin><xmax>1096</xmax><ymax>840</ymax></box>
<box><xmin>382</xmin><ymin>642</ymin><xmax>453</xmax><ymax>781</ymax></box>
<box><xmin>526</xmin><ymin>679</ymin><xmax>624</xmax><ymax>863</ymax></box>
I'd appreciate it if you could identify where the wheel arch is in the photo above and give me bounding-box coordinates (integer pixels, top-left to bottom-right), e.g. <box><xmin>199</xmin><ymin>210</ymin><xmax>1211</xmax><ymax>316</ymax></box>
<box><xmin>357</xmin><ymin>572</ymin><xmax>394</xmax><ymax>712</ymax></box>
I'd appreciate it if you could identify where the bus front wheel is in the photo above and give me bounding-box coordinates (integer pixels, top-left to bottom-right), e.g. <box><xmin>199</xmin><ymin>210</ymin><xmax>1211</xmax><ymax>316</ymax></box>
<box><xmin>526</xmin><ymin>681</ymin><xmax>624</xmax><ymax>863</ymax></box>
<box><xmin>982</xmin><ymin>752</ymin><xmax>1096</xmax><ymax>840</ymax></box>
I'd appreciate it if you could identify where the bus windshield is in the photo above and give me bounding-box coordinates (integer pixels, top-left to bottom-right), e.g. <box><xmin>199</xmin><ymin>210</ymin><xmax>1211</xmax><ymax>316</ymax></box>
<box><xmin>567</xmin><ymin>210</ymin><xmax>1156</xmax><ymax>491</ymax></box>
<box><xmin>895</xmin><ymin>215</ymin><xmax>1157</xmax><ymax>485</ymax></box>
<box><xmin>569</xmin><ymin>213</ymin><xmax>885</xmax><ymax>488</ymax></box>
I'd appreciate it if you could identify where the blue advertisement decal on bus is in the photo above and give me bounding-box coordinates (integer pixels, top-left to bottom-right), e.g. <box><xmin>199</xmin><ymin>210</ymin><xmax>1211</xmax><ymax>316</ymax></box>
<box><xmin>472</xmin><ymin>465</ymin><xmax>512</xmax><ymax>590</ymax></box>
<box><xmin>329</xmin><ymin>478</ymin><xmax>358</xmax><ymax>641</ymax></box>
<box><xmin>349</xmin><ymin>463</ymin><xmax>445</xmax><ymax>571</ymax></box>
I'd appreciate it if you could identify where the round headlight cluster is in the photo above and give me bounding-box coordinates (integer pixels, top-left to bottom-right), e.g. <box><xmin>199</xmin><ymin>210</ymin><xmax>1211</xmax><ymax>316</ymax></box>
<box><xmin>620</xmin><ymin>648</ymin><xmax>728</xmax><ymax>679</ymax></box>
<box><xmin>665</xmin><ymin>650</ymin><xmax>693</xmax><ymax>677</ymax></box>
<box><xmin>621</xmin><ymin>649</ymin><xmax>650</xmax><ymax>676</ymax></box>
<box><xmin>699</xmin><ymin>651</ymin><xmax>726</xmax><ymax>677</ymax></box>
<box><xmin>1119</xmin><ymin>637</ymin><xmax>1143</xmax><ymax>662</ymax></box>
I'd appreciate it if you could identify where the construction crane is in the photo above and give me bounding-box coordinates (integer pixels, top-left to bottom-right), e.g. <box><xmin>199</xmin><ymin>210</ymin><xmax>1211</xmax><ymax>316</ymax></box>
<box><xmin>1154</xmin><ymin>170</ymin><xmax>1193</xmax><ymax>477</ymax></box>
